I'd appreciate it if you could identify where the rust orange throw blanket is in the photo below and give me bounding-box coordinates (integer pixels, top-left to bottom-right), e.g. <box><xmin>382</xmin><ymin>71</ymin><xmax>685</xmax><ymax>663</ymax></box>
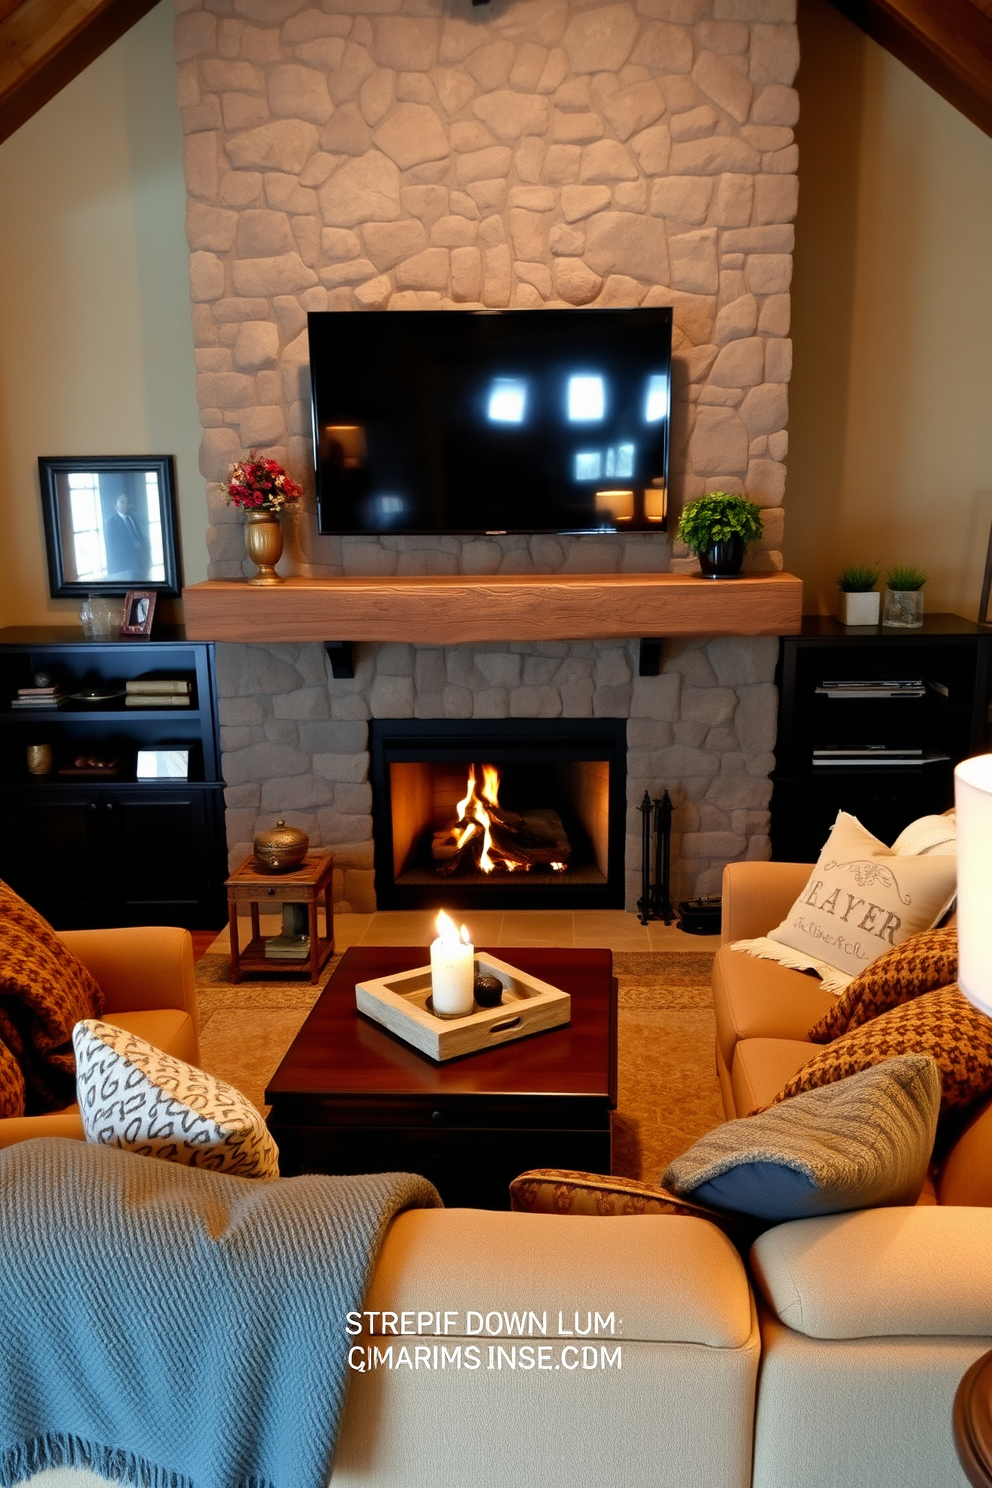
<box><xmin>0</xmin><ymin>880</ymin><xmax>103</xmax><ymax>1118</ymax></box>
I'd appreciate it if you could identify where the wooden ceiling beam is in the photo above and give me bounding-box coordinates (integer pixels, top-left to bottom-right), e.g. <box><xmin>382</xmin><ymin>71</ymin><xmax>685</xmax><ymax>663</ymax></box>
<box><xmin>828</xmin><ymin>0</ymin><xmax>992</xmax><ymax>137</ymax></box>
<box><xmin>0</xmin><ymin>0</ymin><xmax>159</xmax><ymax>146</ymax></box>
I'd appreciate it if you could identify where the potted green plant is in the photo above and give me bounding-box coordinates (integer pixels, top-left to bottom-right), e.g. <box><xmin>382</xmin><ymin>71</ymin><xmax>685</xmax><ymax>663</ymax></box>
<box><xmin>836</xmin><ymin>564</ymin><xmax>881</xmax><ymax>627</ymax></box>
<box><xmin>883</xmin><ymin>565</ymin><xmax>927</xmax><ymax>628</ymax></box>
<box><xmin>675</xmin><ymin>492</ymin><xmax>764</xmax><ymax>578</ymax></box>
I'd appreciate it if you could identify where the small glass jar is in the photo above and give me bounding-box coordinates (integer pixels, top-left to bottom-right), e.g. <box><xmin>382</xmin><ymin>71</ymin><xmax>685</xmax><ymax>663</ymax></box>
<box><xmin>883</xmin><ymin>588</ymin><xmax>924</xmax><ymax>628</ymax></box>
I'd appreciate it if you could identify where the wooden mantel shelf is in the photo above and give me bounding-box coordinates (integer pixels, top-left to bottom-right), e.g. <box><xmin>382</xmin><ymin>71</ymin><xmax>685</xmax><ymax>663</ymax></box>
<box><xmin>182</xmin><ymin>571</ymin><xmax>803</xmax><ymax>645</ymax></box>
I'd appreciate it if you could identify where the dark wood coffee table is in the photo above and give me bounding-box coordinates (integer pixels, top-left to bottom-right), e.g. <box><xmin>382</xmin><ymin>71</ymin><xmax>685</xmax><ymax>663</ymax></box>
<box><xmin>265</xmin><ymin>945</ymin><xmax>617</xmax><ymax>1209</ymax></box>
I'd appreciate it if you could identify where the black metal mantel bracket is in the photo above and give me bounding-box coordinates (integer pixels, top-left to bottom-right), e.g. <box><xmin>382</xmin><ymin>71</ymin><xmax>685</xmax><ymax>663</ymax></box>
<box><xmin>323</xmin><ymin>642</ymin><xmax>355</xmax><ymax>678</ymax></box>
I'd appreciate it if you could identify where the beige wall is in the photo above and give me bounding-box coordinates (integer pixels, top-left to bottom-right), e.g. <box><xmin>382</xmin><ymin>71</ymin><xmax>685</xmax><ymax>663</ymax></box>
<box><xmin>0</xmin><ymin>1</ymin><xmax>203</xmax><ymax>630</ymax></box>
<box><xmin>786</xmin><ymin>0</ymin><xmax>992</xmax><ymax>617</ymax></box>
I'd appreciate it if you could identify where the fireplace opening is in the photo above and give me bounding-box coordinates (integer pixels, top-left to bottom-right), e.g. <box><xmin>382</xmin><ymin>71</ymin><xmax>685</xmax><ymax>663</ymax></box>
<box><xmin>369</xmin><ymin>720</ymin><xmax>627</xmax><ymax>910</ymax></box>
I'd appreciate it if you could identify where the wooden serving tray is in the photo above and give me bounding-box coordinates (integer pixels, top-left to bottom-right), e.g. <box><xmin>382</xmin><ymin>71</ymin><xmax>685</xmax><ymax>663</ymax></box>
<box><xmin>355</xmin><ymin>953</ymin><xmax>571</xmax><ymax>1062</ymax></box>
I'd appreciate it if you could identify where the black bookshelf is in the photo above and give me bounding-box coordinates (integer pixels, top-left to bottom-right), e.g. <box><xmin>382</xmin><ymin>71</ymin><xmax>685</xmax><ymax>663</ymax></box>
<box><xmin>770</xmin><ymin>614</ymin><xmax>992</xmax><ymax>861</ymax></box>
<box><xmin>0</xmin><ymin>626</ymin><xmax>227</xmax><ymax>928</ymax></box>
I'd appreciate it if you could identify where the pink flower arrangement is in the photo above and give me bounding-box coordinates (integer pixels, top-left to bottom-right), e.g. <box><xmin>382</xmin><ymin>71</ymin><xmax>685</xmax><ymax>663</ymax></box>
<box><xmin>224</xmin><ymin>452</ymin><xmax>304</xmax><ymax>513</ymax></box>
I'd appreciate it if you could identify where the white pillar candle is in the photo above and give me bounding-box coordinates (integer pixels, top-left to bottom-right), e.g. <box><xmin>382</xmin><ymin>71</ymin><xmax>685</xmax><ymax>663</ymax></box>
<box><xmin>430</xmin><ymin>910</ymin><xmax>474</xmax><ymax>1017</ymax></box>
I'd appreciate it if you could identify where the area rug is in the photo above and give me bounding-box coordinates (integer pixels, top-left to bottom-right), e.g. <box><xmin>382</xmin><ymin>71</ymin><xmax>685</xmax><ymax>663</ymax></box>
<box><xmin>194</xmin><ymin>947</ymin><xmax>723</xmax><ymax>1188</ymax></box>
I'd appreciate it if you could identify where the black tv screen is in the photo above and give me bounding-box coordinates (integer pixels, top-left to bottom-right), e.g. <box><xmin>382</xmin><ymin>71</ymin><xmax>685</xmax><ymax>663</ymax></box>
<box><xmin>309</xmin><ymin>308</ymin><xmax>672</xmax><ymax>536</ymax></box>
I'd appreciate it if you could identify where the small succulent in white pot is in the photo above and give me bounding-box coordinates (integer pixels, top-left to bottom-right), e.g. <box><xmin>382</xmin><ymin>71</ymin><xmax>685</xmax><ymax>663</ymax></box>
<box><xmin>836</xmin><ymin>564</ymin><xmax>881</xmax><ymax>626</ymax></box>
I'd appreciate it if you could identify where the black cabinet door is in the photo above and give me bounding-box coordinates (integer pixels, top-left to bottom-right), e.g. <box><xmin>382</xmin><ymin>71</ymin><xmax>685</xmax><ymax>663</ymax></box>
<box><xmin>0</xmin><ymin>786</ymin><xmax>108</xmax><ymax>924</ymax></box>
<box><xmin>104</xmin><ymin>789</ymin><xmax>223</xmax><ymax>918</ymax></box>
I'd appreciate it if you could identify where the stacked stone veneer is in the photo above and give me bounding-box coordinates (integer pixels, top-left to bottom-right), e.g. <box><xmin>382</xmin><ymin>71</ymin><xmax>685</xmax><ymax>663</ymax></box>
<box><xmin>176</xmin><ymin>0</ymin><xmax>796</xmax><ymax>908</ymax></box>
<box><xmin>218</xmin><ymin>633</ymin><xmax>777</xmax><ymax>912</ymax></box>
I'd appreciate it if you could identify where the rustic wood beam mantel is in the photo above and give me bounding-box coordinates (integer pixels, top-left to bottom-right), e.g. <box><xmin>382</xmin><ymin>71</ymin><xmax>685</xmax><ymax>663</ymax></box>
<box><xmin>0</xmin><ymin>0</ymin><xmax>158</xmax><ymax>146</ymax></box>
<box><xmin>182</xmin><ymin>572</ymin><xmax>804</xmax><ymax>646</ymax></box>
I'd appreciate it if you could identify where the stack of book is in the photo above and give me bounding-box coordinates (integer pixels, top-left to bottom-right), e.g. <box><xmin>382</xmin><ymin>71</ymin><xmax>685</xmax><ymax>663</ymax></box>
<box><xmin>11</xmin><ymin>683</ymin><xmax>66</xmax><ymax>708</ymax></box>
<box><xmin>814</xmin><ymin>679</ymin><xmax>927</xmax><ymax>699</ymax></box>
<box><xmin>812</xmin><ymin>746</ymin><xmax>950</xmax><ymax>767</ymax></box>
<box><xmin>264</xmin><ymin>935</ymin><xmax>311</xmax><ymax>962</ymax></box>
<box><xmin>125</xmin><ymin>679</ymin><xmax>192</xmax><ymax>708</ymax></box>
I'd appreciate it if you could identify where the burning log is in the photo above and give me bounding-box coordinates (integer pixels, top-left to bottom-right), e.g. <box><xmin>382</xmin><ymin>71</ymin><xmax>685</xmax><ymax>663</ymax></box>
<box><xmin>431</xmin><ymin>765</ymin><xmax>570</xmax><ymax>875</ymax></box>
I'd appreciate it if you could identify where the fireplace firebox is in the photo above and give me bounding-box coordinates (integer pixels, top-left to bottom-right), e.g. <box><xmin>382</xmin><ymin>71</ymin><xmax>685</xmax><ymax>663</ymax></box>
<box><xmin>369</xmin><ymin>720</ymin><xmax>627</xmax><ymax>910</ymax></box>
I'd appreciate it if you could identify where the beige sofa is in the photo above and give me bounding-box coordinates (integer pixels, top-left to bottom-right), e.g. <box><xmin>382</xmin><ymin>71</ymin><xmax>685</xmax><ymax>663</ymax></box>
<box><xmin>12</xmin><ymin>898</ymin><xmax>992</xmax><ymax>1488</ymax></box>
<box><xmin>0</xmin><ymin>924</ymin><xmax>199</xmax><ymax>1150</ymax></box>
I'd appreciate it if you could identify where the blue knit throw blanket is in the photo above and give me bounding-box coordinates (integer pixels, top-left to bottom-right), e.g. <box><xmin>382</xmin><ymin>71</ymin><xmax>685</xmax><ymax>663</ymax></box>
<box><xmin>0</xmin><ymin>1139</ymin><xmax>441</xmax><ymax>1488</ymax></box>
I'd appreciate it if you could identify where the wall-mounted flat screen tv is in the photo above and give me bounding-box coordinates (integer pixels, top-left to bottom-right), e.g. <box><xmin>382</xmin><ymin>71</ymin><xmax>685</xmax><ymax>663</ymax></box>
<box><xmin>309</xmin><ymin>307</ymin><xmax>672</xmax><ymax>536</ymax></box>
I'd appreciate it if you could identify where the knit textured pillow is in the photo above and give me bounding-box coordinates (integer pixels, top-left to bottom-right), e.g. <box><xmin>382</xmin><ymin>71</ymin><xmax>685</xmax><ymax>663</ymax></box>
<box><xmin>74</xmin><ymin>1019</ymin><xmax>279</xmax><ymax>1179</ymax></box>
<box><xmin>772</xmin><ymin>987</ymin><xmax>992</xmax><ymax>1115</ymax></box>
<box><xmin>808</xmin><ymin>926</ymin><xmax>958</xmax><ymax>1043</ymax></box>
<box><xmin>665</xmin><ymin>1055</ymin><xmax>941</xmax><ymax>1220</ymax></box>
<box><xmin>0</xmin><ymin>877</ymin><xmax>104</xmax><ymax>1118</ymax></box>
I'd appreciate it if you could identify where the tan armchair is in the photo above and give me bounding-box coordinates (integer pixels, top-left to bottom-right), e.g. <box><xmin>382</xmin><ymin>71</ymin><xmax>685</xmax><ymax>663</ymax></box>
<box><xmin>0</xmin><ymin>925</ymin><xmax>198</xmax><ymax>1150</ymax></box>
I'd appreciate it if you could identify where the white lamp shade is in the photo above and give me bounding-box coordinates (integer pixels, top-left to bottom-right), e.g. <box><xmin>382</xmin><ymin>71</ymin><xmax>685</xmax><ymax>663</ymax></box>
<box><xmin>954</xmin><ymin>754</ymin><xmax>992</xmax><ymax>1017</ymax></box>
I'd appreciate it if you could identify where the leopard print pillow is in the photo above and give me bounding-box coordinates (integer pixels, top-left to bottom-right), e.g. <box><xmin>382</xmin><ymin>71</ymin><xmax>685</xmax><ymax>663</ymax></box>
<box><xmin>808</xmin><ymin>927</ymin><xmax>958</xmax><ymax>1043</ymax></box>
<box><xmin>74</xmin><ymin>1019</ymin><xmax>279</xmax><ymax>1179</ymax></box>
<box><xmin>774</xmin><ymin>986</ymin><xmax>992</xmax><ymax>1115</ymax></box>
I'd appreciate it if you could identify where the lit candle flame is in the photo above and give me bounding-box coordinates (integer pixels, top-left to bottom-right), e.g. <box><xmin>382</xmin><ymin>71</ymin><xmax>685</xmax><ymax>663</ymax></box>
<box><xmin>435</xmin><ymin>909</ymin><xmax>472</xmax><ymax>944</ymax></box>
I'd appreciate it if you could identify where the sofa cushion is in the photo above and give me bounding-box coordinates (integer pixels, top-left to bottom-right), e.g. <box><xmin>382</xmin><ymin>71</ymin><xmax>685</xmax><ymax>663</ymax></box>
<box><xmin>732</xmin><ymin>812</ymin><xmax>957</xmax><ymax>991</ymax></box>
<box><xmin>808</xmin><ymin>926</ymin><xmax>958</xmax><ymax>1043</ymax></box>
<box><xmin>665</xmin><ymin>1055</ymin><xmax>941</xmax><ymax>1221</ymax></box>
<box><xmin>713</xmin><ymin>944</ymin><xmax>837</xmax><ymax>1074</ymax></box>
<box><xmin>771</xmin><ymin>986</ymin><xmax>992</xmax><ymax>1115</ymax></box>
<box><xmin>0</xmin><ymin>878</ymin><xmax>104</xmax><ymax>1118</ymax></box>
<box><xmin>937</xmin><ymin>1095</ymin><xmax>992</xmax><ymax>1205</ymax></box>
<box><xmin>73</xmin><ymin>1018</ymin><xmax>279</xmax><ymax>1178</ymax></box>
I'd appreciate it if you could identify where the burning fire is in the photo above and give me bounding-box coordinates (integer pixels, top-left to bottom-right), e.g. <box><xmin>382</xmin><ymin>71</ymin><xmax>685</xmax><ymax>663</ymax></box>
<box><xmin>435</xmin><ymin>765</ymin><xmax>568</xmax><ymax>876</ymax></box>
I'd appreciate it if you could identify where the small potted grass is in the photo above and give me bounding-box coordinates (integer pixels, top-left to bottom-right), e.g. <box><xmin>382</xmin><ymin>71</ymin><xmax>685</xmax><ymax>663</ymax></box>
<box><xmin>883</xmin><ymin>565</ymin><xmax>927</xmax><ymax>628</ymax></box>
<box><xmin>836</xmin><ymin>564</ymin><xmax>881</xmax><ymax>626</ymax></box>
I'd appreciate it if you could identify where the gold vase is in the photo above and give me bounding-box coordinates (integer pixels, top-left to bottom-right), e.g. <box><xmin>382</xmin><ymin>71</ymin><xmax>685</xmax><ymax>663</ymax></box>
<box><xmin>244</xmin><ymin>509</ymin><xmax>284</xmax><ymax>586</ymax></box>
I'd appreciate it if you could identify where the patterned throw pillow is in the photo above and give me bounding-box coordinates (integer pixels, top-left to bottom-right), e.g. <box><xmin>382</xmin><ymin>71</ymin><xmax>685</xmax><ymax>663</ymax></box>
<box><xmin>0</xmin><ymin>878</ymin><xmax>104</xmax><ymax>1118</ymax></box>
<box><xmin>666</xmin><ymin>1055</ymin><xmax>941</xmax><ymax>1220</ymax></box>
<box><xmin>732</xmin><ymin>812</ymin><xmax>957</xmax><ymax>991</ymax></box>
<box><xmin>808</xmin><ymin>927</ymin><xmax>958</xmax><ymax>1043</ymax></box>
<box><xmin>508</xmin><ymin>1168</ymin><xmax>753</xmax><ymax>1243</ymax></box>
<box><xmin>772</xmin><ymin>987</ymin><xmax>992</xmax><ymax>1115</ymax></box>
<box><xmin>74</xmin><ymin>1019</ymin><xmax>279</xmax><ymax>1179</ymax></box>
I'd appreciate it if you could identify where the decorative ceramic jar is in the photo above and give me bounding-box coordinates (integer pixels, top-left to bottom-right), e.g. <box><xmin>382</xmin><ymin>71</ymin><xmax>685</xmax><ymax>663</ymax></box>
<box><xmin>253</xmin><ymin>819</ymin><xmax>309</xmax><ymax>872</ymax></box>
<box><xmin>698</xmin><ymin>535</ymin><xmax>745</xmax><ymax>578</ymax></box>
<box><xmin>883</xmin><ymin>589</ymin><xmax>924</xmax><ymax>628</ymax></box>
<box><xmin>244</xmin><ymin>511</ymin><xmax>285</xmax><ymax>586</ymax></box>
<box><xmin>837</xmin><ymin>591</ymin><xmax>880</xmax><ymax>626</ymax></box>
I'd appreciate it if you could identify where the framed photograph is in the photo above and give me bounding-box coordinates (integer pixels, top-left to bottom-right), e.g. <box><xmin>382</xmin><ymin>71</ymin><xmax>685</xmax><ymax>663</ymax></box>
<box><xmin>38</xmin><ymin>455</ymin><xmax>181</xmax><ymax>598</ymax></box>
<box><xmin>136</xmin><ymin>749</ymin><xmax>189</xmax><ymax>780</ymax></box>
<box><xmin>121</xmin><ymin>590</ymin><xmax>156</xmax><ymax>636</ymax></box>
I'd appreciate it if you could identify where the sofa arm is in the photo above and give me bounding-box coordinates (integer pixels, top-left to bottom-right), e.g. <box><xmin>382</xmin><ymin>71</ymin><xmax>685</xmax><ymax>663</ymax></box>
<box><xmin>751</xmin><ymin>1206</ymin><xmax>992</xmax><ymax>1338</ymax></box>
<box><xmin>720</xmin><ymin>860</ymin><xmax>812</xmax><ymax>944</ymax></box>
<box><xmin>59</xmin><ymin>926</ymin><xmax>197</xmax><ymax>1021</ymax></box>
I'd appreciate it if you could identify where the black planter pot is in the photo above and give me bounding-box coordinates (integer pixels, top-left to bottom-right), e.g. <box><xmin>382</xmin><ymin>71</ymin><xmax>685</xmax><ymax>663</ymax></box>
<box><xmin>698</xmin><ymin>534</ymin><xmax>745</xmax><ymax>578</ymax></box>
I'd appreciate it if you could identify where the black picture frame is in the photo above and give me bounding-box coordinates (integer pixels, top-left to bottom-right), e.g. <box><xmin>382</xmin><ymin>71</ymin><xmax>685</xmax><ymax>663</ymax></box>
<box><xmin>38</xmin><ymin>455</ymin><xmax>182</xmax><ymax>598</ymax></box>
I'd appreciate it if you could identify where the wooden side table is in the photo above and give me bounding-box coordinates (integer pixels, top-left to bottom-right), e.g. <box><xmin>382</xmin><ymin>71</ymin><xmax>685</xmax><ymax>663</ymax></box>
<box><xmin>225</xmin><ymin>851</ymin><xmax>334</xmax><ymax>984</ymax></box>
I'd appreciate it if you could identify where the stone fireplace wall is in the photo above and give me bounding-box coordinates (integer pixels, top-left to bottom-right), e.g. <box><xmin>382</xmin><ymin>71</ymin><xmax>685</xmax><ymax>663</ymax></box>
<box><xmin>217</xmin><ymin>633</ymin><xmax>778</xmax><ymax>912</ymax></box>
<box><xmin>175</xmin><ymin>0</ymin><xmax>796</xmax><ymax>909</ymax></box>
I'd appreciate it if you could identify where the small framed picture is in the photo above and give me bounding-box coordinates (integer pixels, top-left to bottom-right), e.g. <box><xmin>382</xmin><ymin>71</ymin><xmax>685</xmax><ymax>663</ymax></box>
<box><xmin>121</xmin><ymin>590</ymin><xmax>156</xmax><ymax>636</ymax></box>
<box><xmin>136</xmin><ymin>749</ymin><xmax>189</xmax><ymax>780</ymax></box>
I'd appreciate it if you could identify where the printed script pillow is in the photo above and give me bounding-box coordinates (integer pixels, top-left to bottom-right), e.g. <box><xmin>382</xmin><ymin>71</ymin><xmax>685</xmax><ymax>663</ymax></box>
<box><xmin>808</xmin><ymin>926</ymin><xmax>958</xmax><ymax>1043</ymax></box>
<box><xmin>665</xmin><ymin>1055</ymin><xmax>941</xmax><ymax>1221</ymax></box>
<box><xmin>0</xmin><ymin>877</ymin><xmax>104</xmax><ymax>1118</ymax></box>
<box><xmin>771</xmin><ymin>987</ymin><xmax>992</xmax><ymax>1116</ymax></box>
<box><xmin>733</xmin><ymin>812</ymin><xmax>957</xmax><ymax>991</ymax></box>
<box><xmin>74</xmin><ymin>1019</ymin><xmax>279</xmax><ymax>1179</ymax></box>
